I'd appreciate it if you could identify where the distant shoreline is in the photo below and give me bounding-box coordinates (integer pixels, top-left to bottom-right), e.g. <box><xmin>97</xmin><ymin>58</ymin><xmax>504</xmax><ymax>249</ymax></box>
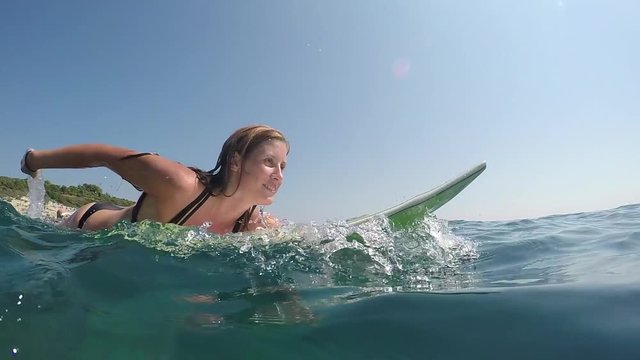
<box><xmin>1</xmin><ymin>175</ymin><xmax>133</xmax><ymax>221</ymax></box>
<box><xmin>4</xmin><ymin>196</ymin><xmax>77</xmax><ymax>221</ymax></box>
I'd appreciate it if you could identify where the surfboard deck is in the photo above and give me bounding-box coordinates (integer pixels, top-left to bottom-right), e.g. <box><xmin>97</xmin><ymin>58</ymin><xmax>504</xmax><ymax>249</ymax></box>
<box><xmin>346</xmin><ymin>162</ymin><xmax>486</xmax><ymax>228</ymax></box>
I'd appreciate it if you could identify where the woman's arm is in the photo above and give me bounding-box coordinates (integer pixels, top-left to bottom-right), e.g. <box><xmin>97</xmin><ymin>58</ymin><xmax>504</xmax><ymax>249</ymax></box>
<box><xmin>22</xmin><ymin>144</ymin><xmax>195</xmax><ymax>197</ymax></box>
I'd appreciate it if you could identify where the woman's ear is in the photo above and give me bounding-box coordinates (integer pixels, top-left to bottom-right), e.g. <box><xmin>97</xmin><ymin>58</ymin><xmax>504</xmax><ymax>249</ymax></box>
<box><xmin>229</xmin><ymin>152</ymin><xmax>241</xmax><ymax>172</ymax></box>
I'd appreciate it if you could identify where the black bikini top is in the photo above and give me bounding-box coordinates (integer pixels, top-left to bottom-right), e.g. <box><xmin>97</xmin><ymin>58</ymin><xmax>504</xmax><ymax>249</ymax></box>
<box><xmin>123</xmin><ymin>152</ymin><xmax>256</xmax><ymax>233</ymax></box>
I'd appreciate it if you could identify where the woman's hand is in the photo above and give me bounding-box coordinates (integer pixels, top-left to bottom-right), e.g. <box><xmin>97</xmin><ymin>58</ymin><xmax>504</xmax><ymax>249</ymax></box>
<box><xmin>20</xmin><ymin>149</ymin><xmax>38</xmax><ymax>178</ymax></box>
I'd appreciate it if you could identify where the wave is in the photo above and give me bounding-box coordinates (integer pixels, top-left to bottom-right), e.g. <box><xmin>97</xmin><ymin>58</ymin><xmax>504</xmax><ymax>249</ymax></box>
<box><xmin>0</xmin><ymin>200</ymin><xmax>479</xmax><ymax>293</ymax></box>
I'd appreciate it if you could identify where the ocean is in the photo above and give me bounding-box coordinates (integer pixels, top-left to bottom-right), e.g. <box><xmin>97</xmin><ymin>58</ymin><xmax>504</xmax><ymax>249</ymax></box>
<box><xmin>1</xmin><ymin>199</ymin><xmax>639</xmax><ymax>359</ymax></box>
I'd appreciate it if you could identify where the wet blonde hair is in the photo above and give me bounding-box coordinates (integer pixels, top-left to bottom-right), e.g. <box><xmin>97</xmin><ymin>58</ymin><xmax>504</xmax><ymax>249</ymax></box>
<box><xmin>192</xmin><ymin>125</ymin><xmax>289</xmax><ymax>196</ymax></box>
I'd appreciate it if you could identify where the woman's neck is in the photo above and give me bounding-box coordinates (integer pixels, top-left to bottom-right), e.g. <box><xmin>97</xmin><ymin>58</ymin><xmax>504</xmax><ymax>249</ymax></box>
<box><xmin>205</xmin><ymin>193</ymin><xmax>253</xmax><ymax>233</ymax></box>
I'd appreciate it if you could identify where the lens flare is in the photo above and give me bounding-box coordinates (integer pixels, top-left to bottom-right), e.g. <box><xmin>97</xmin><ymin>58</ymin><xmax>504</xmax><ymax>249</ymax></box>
<box><xmin>391</xmin><ymin>58</ymin><xmax>412</xmax><ymax>79</ymax></box>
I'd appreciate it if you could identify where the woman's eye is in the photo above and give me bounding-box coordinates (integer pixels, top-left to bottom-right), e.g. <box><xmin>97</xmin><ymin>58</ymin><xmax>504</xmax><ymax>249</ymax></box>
<box><xmin>265</xmin><ymin>158</ymin><xmax>275</xmax><ymax>166</ymax></box>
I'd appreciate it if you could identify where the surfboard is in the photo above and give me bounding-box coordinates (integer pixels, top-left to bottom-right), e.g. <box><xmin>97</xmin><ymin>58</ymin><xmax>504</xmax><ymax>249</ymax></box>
<box><xmin>346</xmin><ymin>162</ymin><xmax>486</xmax><ymax>228</ymax></box>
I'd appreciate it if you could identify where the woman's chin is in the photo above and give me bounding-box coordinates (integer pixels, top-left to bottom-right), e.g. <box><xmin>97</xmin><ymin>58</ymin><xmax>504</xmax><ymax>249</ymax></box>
<box><xmin>257</xmin><ymin>196</ymin><xmax>274</xmax><ymax>205</ymax></box>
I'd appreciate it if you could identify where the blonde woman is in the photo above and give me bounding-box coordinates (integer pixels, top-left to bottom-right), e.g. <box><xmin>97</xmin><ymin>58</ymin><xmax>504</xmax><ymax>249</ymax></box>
<box><xmin>20</xmin><ymin>125</ymin><xmax>288</xmax><ymax>234</ymax></box>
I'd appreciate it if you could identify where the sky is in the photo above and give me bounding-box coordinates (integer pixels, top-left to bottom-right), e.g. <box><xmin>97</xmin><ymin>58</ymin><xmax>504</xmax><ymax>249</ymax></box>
<box><xmin>1</xmin><ymin>0</ymin><xmax>638</xmax><ymax>222</ymax></box>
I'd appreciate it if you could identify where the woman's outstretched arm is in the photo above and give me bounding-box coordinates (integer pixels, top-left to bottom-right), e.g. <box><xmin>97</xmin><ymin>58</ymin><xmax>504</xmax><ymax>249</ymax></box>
<box><xmin>21</xmin><ymin>144</ymin><xmax>195</xmax><ymax>197</ymax></box>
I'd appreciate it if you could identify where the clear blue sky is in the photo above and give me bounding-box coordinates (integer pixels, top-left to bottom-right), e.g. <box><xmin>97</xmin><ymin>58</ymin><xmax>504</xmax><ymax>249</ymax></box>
<box><xmin>1</xmin><ymin>0</ymin><xmax>638</xmax><ymax>222</ymax></box>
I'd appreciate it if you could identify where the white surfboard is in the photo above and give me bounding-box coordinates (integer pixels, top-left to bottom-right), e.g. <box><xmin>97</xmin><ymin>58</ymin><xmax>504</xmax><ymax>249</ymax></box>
<box><xmin>346</xmin><ymin>162</ymin><xmax>487</xmax><ymax>228</ymax></box>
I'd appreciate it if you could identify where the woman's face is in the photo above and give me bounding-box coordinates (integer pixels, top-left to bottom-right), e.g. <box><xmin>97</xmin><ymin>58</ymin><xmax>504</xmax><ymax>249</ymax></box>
<box><xmin>238</xmin><ymin>139</ymin><xmax>288</xmax><ymax>205</ymax></box>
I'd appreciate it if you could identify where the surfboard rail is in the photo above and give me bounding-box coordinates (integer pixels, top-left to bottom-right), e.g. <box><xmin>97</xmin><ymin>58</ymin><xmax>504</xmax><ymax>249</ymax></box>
<box><xmin>346</xmin><ymin>162</ymin><xmax>487</xmax><ymax>228</ymax></box>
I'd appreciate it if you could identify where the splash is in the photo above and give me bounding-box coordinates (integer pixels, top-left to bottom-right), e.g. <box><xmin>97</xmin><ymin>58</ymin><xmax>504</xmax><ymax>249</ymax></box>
<box><xmin>26</xmin><ymin>172</ymin><xmax>45</xmax><ymax>219</ymax></box>
<box><xmin>96</xmin><ymin>213</ymin><xmax>479</xmax><ymax>291</ymax></box>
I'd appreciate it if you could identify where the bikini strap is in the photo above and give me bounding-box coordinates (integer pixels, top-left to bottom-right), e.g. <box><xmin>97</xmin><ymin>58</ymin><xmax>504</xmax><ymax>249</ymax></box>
<box><xmin>130</xmin><ymin>192</ymin><xmax>147</xmax><ymax>223</ymax></box>
<box><xmin>120</xmin><ymin>152</ymin><xmax>158</xmax><ymax>160</ymax></box>
<box><xmin>232</xmin><ymin>205</ymin><xmax>257</xmax><ymax>233</ymax></box>
<box><xmin>120</xmin><ymin>152</ymin><xmax>158</xmax><ymax>191</ymax></box>
<box><xmin>168</xmin><ymin>187</ymin><xmax>212</xmax><ymax>225</ymax></box>
<box><xmin>123</xmin><ymin>153</ymin><xmax>252</xmax><ymax>231</ymax></box>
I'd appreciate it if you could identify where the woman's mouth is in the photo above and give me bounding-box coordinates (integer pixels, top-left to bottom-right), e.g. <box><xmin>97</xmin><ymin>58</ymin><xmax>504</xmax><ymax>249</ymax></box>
<box><xmin>263</xmin><ymin>183</ymin><xmax>277</xmax><ymax>193</ymax></box>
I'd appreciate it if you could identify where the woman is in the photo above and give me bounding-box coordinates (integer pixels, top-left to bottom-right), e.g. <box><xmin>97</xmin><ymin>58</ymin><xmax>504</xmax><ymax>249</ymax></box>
<box><xmin>20</xmin><ymin>125</ymin><xmax>289</xmax><ymax>234</ymax></box>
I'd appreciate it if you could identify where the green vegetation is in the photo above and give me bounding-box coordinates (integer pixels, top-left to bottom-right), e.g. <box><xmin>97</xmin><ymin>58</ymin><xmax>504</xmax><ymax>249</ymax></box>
<box><xmin>0</xmin><ymin>176</ymin><xmax>134</xmax><ymax>208</ymax></box>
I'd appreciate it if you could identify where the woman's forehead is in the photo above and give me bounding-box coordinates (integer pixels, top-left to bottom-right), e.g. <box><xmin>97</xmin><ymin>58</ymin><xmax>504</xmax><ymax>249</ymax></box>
<box><xmin>249</xmin><ymin>140</ymin><xmax>288</xmax><ymax>157</ymax></box>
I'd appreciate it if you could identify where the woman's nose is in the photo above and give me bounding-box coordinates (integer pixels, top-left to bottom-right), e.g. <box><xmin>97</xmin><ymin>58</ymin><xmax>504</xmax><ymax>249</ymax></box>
<box><xmin>272</xmin><ymin>166</ymin><xmax>284</xmax><ymax>181</ymax></box>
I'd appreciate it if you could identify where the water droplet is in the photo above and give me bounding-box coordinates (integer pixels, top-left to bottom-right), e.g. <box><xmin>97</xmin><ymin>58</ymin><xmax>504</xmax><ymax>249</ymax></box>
<box><xmin>240</xmin><ymin>243</ymin><xmax>252</xmax><ymax>253</ymax></box>
<box><xmin>17</xmin><ymin>301</ymin><xmax>21</xmax><ymax>305</ymax></box>
<box><xmin>13</xmin><ymin>348</ymin><xmax>19</xmax><ymax>354</ymax></box>
<box><xmin>18</xmin><ymin>295</ymin><xmax>23</xmax><ymax>300</ymax></box>
<box><xmin>17</xmin><ymin>318</ymin><xmax>22</xmax><ymax>322</ymax></box>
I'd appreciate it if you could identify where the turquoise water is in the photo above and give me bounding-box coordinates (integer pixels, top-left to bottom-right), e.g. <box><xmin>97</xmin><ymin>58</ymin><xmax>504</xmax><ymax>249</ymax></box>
<box><xmin>1</xmin><ymin>200</ymin><xmax>639</xmax><ymax>359</ymax></box>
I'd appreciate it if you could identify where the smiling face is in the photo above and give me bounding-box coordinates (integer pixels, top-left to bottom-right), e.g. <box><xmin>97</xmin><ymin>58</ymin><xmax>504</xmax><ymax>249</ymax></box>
<box><xmin>236</xmin><ymin>139</ymin><xmax>288</xmax><ymax>205</ymax></box>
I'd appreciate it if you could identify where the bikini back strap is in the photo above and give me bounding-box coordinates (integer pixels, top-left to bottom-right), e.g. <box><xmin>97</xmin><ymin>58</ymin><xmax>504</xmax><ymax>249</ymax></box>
<box><xmin>119</xmin><ymin>152</ymin><xmax>158</xmax><ymax>191</ymax></box>
<box><xmin>120</xmin><ymin>152</ymin><xmax>158</xmax><ymax>160</ymax></box>
<box><xmin>168</xmin><ymin>187</ymin><xmax>212</xmax><ymax>225</ymax></box>
<box><xmin>130</xmin><ymin>192</ymin><xmax>147</xmax><ymax>223</ymax></box>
